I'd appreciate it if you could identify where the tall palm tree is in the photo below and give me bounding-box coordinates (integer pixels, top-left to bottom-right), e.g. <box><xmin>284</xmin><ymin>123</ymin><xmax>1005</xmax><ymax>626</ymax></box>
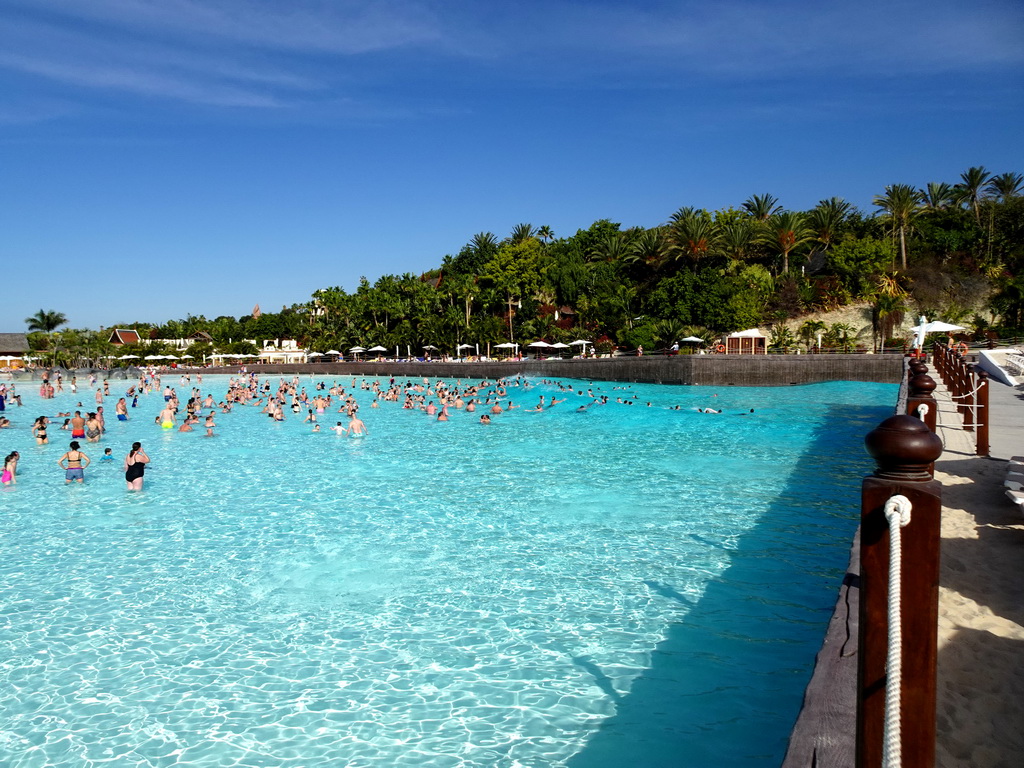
<box><xmin>921</xmin><ymin>181</ymin><xmax>955</xmax><ymax>210</ymax></box>
<box><xmin>807</xmin><ymin>197</ymin><xmax>852</xmax><ymax>251</ymax></box>
<box><xmin>536</xmin><ymin>225</ymin><xmax>555</xmax><ymax>244</ymax></box>
<box><xmin>626</xmin><ymin>228</ymin><xmax>668</xmax><ymax>269</ymax></box>
<box><xmin>25</xmin><ymin>309</ymin><xmax>67</xmax><ymax>333</ymax></box>
<box><xmin>873</xmin><ymin>184</ymin><xmax>923</xmax><ymax>270</ymax></box>
<box><xmin>669</xmin><ymin>210</ymin><xmax>718</xmax><ymax>271</ymax></box>
<box><xmin>742</xmin><ymin>194</ymin><xmax>782</xmax><ymax>221</ymax></box>
<box><xmin>718</xmin><ymin>219</ymin><xmax>757</xmax><ymax>265</ymax></box>
<box><xmin>956</xmin><ymin>166</ymin><xmax>991</xmax><ymax>223</ymax></box>
<box><xmin>985</xmin><ymin>172</ymin><xmax>1024</xmax><ymax>202</ymax></box>
<box><xmin>509</xmin><ymin>223</ymin><xmax>537</xmax><ymax>244</ymax></box>
<box><xmin>763</xmin><ymin>211</ymin><xmax>813</xmax><ymax>274</ymax></box>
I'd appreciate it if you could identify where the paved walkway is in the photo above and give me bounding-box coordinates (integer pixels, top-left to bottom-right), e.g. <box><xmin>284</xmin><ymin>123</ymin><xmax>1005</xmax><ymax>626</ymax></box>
<box><xmin>930</xmin><ymin>375</ymin><xmax>1024</xmax><ymax>767</ymax></box>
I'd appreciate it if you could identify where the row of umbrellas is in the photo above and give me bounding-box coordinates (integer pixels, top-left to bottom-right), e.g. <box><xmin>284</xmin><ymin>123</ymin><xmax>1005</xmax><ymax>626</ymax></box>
<box><xmin>309</xmin><ymin>340</ymin><xmax>595</xmax><ymax>356</ymax></box>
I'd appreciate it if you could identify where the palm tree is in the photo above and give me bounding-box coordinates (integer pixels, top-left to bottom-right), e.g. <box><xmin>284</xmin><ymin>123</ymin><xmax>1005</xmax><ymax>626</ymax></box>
<box><xmin>742</xmin><ymin>194</ymin><xmax>782</xmax><ymax>221</ymax></box>
<box><xmin>985</xmin><ymin>172</ymin><xmax>1024</xmax><ymax>202</ymax></box>
<box><xmin>873</xmin><ymin>184</ymin><xmax>923</xmax><ymax>270</ymax></box>
<box><xmin>470</xmin><ymin>231</ymin><xmax>499</xmax><ymax>257</ymax></box>
<box><xmin>718</xmin><ymin>219</ymin><xmax>757</xmax><ymax>265</ymax></box>
<box><xmin>509</xmin><ymin>223</ymin><xmax>536</xmax><ymax>244</ymax></box>
<box><xmin>536</xmin><ymin>225</ymin><xmax>555</xmax><ymax>244</ymax></box>
<box><xmin>921</xmin><ymin>181</ymin><xmax>955</xmax><ymax>210</ymax></box>
<box><xmin>25</xmin><ymin>309</ymin><xmax>68</xmax><ymax>334</ymax></box>
<box><xmin>956</xmin><ymin>166</ymin><xmax>991</xmax><ymax>223</ymax></box>
<box><xmin>593</xmin><ymin>233</ymin><xmax>628</xmax><ymax>263</ymax></box>
<box><xmin>626</xmin><ymin>228</ymin><xmax>668</xmax><ymax>269</ymax></box>
<box><xmin>763</xmin><ymin>211</ymin><xmax>813</xmax><ymax>274</ymax></box>
<box><xmin>807</xmin><ymin>197</ymin><xmax>852</xmax><ymax>251</ymax></box>
<box><xmin>669</xmin><ymin>210</ymin><xmax>718</xmax><ymax>271</ymax></box>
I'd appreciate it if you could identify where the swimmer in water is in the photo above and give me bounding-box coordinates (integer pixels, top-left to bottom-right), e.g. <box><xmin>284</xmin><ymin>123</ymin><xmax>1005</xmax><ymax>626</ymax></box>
<box><xmin>348</xmin><ymin>413</ymin><xmax>368</xmax><ymax>436</ymax></box>
<box><xmin>58</xmin><ymin>441</ymin><xmax>89</xmax><ymax>484</ymax></box>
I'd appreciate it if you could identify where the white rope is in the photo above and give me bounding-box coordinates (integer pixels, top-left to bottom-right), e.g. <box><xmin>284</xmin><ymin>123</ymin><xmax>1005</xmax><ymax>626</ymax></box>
<box><xmin>948</xmin><ymin>382</ymin><xmax>985</xmax><ymax>400</ymax></box>
<box><xmin>883</xmin><ymin>494</ymin><xmax>912</xmax><ymax>768</ymax></box>
<box><xmin>915</xmin><ymin>403</ymin><xmax>929</xmax><ymax>420</ymax></box>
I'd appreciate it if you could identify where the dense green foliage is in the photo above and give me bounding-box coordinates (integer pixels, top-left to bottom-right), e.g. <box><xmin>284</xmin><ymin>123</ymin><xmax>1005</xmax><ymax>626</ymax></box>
<box><xmin>29</xmin><ymin>167</ymin><xmax>1024</xmax><ymax>359</ymax></box>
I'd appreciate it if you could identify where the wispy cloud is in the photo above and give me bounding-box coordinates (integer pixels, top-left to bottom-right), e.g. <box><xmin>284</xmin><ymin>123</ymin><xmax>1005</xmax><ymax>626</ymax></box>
<box><xmin>0</xmin><ymin>0</ymin><xmax>1019</xmax><ymax>117</ymax></box>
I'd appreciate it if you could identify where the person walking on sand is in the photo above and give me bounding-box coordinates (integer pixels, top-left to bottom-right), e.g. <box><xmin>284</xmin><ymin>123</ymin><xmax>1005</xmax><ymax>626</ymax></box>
<box><xmin>58</xmin><ymin>441</ymin><xmax>90</xmax><ymax>484</ymax></box>
<box><xmin>124</xmin><ymin>442</ymin><xmax>149</xmax><ymax>491</ymax></box>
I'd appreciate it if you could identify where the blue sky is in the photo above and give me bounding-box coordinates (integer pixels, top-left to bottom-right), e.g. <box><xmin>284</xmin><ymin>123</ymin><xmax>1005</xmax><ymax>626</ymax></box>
<box><xmin>1</xmin><ymin>0</ymin><xmax>1022</xmax><ymax>330</ymax></box>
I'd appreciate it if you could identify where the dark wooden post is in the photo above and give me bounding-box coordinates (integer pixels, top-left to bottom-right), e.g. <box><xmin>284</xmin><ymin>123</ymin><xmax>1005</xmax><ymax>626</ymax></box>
<box><xmin>974</xmin><ymin>368</ymin><xmax>989</xmax><ymax>456</ymax></box>
<box><xmin>857</xmin><ymin>415</ymin><xmax>943</xmax><ymax>768</ymax></box>
<box><xmin>906</xmin><ymin>372</ymin><xmax>937</xmax><ymax>432</ymax></box>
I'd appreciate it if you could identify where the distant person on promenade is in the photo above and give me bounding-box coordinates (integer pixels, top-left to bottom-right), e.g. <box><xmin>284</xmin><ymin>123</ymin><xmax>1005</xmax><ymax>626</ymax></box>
<box><xmin>58</xmin><ymin>441</ymin><xmax>89</xmax><ymax>484</ymax></box>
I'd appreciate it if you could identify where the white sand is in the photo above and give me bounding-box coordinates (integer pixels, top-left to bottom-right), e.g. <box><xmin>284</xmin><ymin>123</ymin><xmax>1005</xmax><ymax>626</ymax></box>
<box><xmin>933</xmin><ymin>392</ymin><xmax>1024</xmax><ymax>766</ymax></box>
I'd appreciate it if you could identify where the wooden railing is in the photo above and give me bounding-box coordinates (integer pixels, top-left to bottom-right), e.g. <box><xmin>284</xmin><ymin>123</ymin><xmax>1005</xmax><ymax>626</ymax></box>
<box><xmin>931</xmin><ymin>343</ymin><xmax>989</xmax><ymax>456</ymax></box>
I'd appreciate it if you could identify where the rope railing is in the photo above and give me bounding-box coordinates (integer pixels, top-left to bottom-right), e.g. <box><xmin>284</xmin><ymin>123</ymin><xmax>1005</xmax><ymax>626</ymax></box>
<box><xmin>882</xmin><ymin>495</ymin><xmax>913</xmax><ymax>768</ymax></box>
<box><xmin>931</xmin><ymin>343</ymin><xmax>990</xmax><ymax>456</ymax></box>
<box><xmin>859</xmin><ymin>415</ymin><xmax>942</xmax><ymax>768</ymax></box>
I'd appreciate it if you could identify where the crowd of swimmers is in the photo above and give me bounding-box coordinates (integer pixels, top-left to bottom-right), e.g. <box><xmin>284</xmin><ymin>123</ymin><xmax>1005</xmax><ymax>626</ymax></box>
<box><xmin>1</xmin><ymin>368</ymin><xmax>756</xmax><ymax>489</ymax></box>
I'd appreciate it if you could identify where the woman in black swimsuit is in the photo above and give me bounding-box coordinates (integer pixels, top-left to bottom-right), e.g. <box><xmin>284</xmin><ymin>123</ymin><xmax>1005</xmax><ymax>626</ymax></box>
<box><xmin>33</xmin><ymin>416</ymin><xmax>48</xmax><ymax>444</ymax></box>
<box><xmin>124</xmin><ymin>442</ymin><xmax>149</xmax><ymax>491</ymax></box>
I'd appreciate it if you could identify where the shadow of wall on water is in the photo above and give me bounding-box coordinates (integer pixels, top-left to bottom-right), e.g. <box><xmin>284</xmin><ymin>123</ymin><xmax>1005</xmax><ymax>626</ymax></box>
<box><xmin>565</xmin><ymin>401</ymin><xmax>894</xmax><ymax>768</ymax></box>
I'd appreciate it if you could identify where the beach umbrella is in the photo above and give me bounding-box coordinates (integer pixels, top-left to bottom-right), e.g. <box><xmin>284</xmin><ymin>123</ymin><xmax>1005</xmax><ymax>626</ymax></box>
<box><xmin>456</xmin><ymin>343</ymin><xmax>473</xmax><ymax>349</ymax></box>
<box><xmin>368</xmin><ymin>345</ymin><xmax>388</xmax><ymax>352</ymax></box>
<box><xmin>180</xmin><ymin>355</ymin><xmax>194</xmax><ymax>360</ymax></box>
<box><xmin>569</xmin><ymin>339</ymin><xmax>590</xmax><ymax>346</ymax></box>
<box><xmin>326</xmin><ymin>349</ymin><xmax>342</xmax><ymax>355</ymax></box>
<box><xmin>423</xmin><ymin>345</ymin><xmax>438</xmax><ymax>351</ymax></box>
<box><xmin>681</xmin><ymin>336</ymin><xmax>705</xmax><ymax>343</ymax></box>
<box><xmin>164</xmin><ymin>354</ymin><xmax>179</xmax><ymax>360</ymax></box>
<box><xmin>550</xmin><ymin>342</ymin><xmax>570</xmax><ymax>348</ymax></box>
<box><xmin>144</xmin><ymin>355</ymin><xmax>161</xmax><ymax>360</ymax></box>
<box><xmin>527</xmin><ymin>341</ymin><xmax>552</xmax><ymax>348</ymax></box>
<box><xmin>495</xmin><ymin>342</ymin><xmax>516</xmax><ymax>348</ymax></box>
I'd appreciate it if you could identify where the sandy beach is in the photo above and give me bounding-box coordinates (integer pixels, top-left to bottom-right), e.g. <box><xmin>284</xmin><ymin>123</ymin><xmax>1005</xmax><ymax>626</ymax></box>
<box><xmin>933</xmin><ymin>388</ymin><xmax>1024</xmax><ymax>766</ymax></box>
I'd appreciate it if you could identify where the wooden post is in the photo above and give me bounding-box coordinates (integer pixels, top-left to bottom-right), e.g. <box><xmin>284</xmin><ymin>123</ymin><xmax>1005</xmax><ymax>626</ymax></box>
<box><xmin>974</xmin><ymin>367</ymin><xmax>989</xmax><ymax>456</ymax></box>
<box><xmin>857</xmin><ymin>415</ymin><xmax>943</xmax><ymax>768</ymax></box>
<box><xmin>906</xmin><ymin>371</ymin><xmax>938</xmax><ymax>432</ymax></box>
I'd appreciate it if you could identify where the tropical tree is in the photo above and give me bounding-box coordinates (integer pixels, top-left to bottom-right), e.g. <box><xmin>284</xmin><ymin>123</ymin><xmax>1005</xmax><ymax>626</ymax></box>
<box><xmin>807</xmin><ymin>197</ymin><xmax>852</xmax><ymax>251</ymax></box>
<box><xmin>956</xmin><ymin>166</ymin><xmax>991</xmax><ymax>223</ymax></box>
<box><xmin>536</xmin><ymin>225</ymin><xmax>555</xmax><ymax>244</ymax></box>
<box><xmin>508</xmin><ymin>223</ymin><xmax>537</xmax><ymax>244</ymax></box>
<box><xmin>718</xmin><ymin>219</ymin><xmax>758</xmax><ymax>267</ymax></box>
<box><xmin>742</xmin><ymin>194</ymin><xmax>782</xmax><ymax>221</ymax></box>
<box><xmin>873</xmin><ymin>184</ymin><xmax>923</xmax><ymax>270</ymax></box>
<box><xmin>625</xmin><ymin>228</ymin><xmax>668</xmax><ymax>270</ymax></box>
<box><xmin>25</xmin><ymin>309</ymin><xmax>67</xmax><ymax>334</ymax></box>
<box><xmin>669</xmin><ymin>210</ymin><xmax>718</xmax><ymax>271</ymax></box>
<box><xmin>921</xmin><ymin>181</ymin><xmax>955</xmax><ymax>210</ymax></box>
<box><xmin>763</xmin><ymin>211</ymin><xmax>813</xmax><ymax>274</ymax></box>
<box><xmin>986</xmin><ymin>172</ymin><xmax>1024</xmax><ymax>202</ymax></box>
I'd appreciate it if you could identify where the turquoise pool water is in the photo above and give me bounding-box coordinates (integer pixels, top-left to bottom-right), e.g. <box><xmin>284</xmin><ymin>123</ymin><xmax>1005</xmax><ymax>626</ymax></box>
<box><xmin>0</xmin><ymin>372</ymin><xmax>894</xmax><ymax>767</ymax></box>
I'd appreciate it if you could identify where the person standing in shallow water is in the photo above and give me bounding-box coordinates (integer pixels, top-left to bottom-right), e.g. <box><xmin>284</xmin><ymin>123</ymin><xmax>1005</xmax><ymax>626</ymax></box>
<box><xmin>124</xmin><ymin>442</ymin><xmax>149</xmax><ymax>491</ymax></box>
<box><xmin>58</xmin><ymin>441</ymin><xmax>89</xmax><ymax>484</ymax></box>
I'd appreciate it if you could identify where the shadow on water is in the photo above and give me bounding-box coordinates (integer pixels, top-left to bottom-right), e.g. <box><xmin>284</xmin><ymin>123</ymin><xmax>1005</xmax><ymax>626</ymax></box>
<box><xmin>566</xmin><ymin>402</ymin><xmax>894</xmax><ymax>768</ymax></box>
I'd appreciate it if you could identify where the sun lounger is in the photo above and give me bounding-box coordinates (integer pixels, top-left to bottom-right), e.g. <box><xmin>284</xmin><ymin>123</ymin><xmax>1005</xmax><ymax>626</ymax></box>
<box><xmin>1006</xmin><ymin>489</ymin><xmax>1024</xmax><ymax>516</ymax></box>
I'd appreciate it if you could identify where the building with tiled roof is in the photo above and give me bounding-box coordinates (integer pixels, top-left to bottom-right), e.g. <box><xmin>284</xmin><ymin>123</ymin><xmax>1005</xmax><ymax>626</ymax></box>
<box><xmin>108</xmin><ymin>329</ymin><xmax>141</xmax><ymax>345</ymax></box>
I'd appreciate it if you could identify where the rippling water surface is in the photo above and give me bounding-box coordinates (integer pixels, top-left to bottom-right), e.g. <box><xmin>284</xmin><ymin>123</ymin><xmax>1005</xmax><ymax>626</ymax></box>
<box><xmin>0</xmin><ymin>372</ymin><xmax>894</xmax><ymax>767</ymax></box>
